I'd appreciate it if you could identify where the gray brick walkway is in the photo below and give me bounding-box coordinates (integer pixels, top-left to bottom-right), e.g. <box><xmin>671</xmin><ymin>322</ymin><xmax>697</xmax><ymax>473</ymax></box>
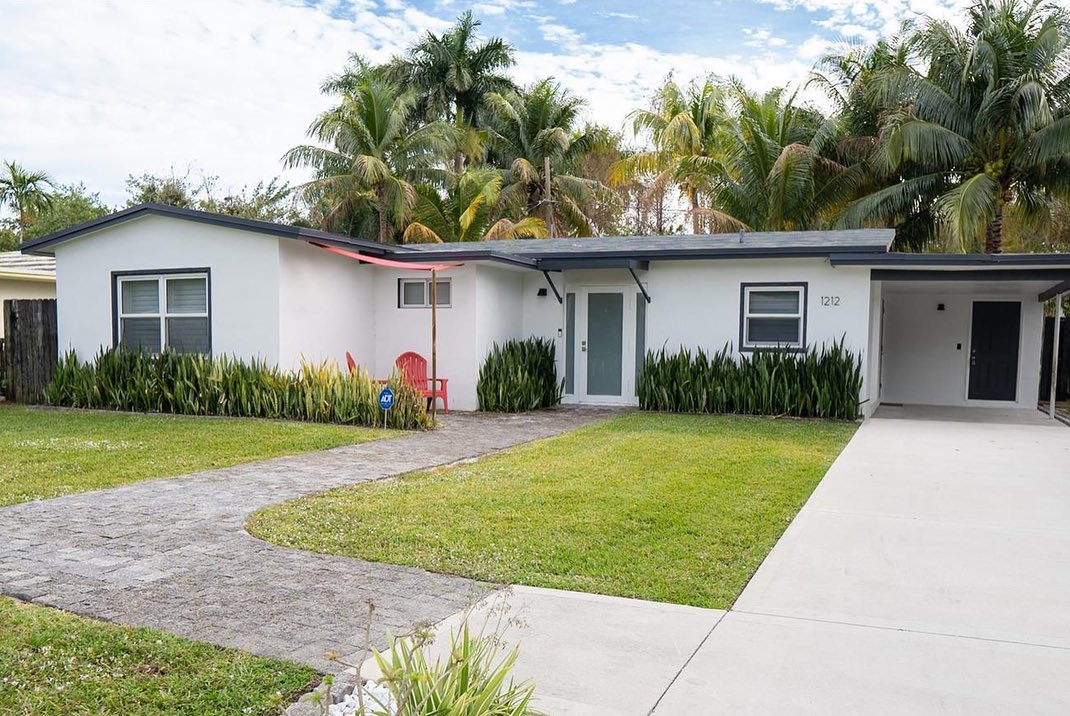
<box><xmin>0</xmin><ymin>409</ymin><xmax>615</xmax><ymax>672</ymax></box>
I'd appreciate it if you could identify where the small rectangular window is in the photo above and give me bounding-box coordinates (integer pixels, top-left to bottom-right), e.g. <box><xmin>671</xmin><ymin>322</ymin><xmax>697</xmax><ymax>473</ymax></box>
<box><xmin>117</xmin><ymin>272</ymin><xmax>209</xmax><ymax>354</ymax></box>
<box><xmin>398</xmin><ymin>278</ymin><xmax>451</xmax><ymax>308</ymax></box>
<box><xmin>741</xmin><ymin>284</ymin><xmax>806</xmax><ymax>351</ymax></box>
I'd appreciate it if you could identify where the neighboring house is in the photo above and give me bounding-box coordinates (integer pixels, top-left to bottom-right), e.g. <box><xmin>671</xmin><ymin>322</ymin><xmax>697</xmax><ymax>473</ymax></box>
<box><xmin>0</xmin><ymin>251</ymin><xmax>56</xmax><ymax>338</ymax></box>
<box><xmin>20</xmin><ymin>203</ymin><xmax>1070</xmax><ymax>414</ymax></box>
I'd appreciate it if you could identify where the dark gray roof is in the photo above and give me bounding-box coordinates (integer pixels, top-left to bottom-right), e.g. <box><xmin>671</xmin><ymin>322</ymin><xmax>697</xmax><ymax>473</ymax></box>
<box><xmin>401</xmin><ymin>229</ymin><xmax>895</xmax><ymax>261</ymax></box>
<box><xmin>20</xmin><ymin>203</ymin><xmax>395</xmax><ymax>256</ymax></box>
<box><xmin>0</xmin><ymin>251</ymin><xmax>55</xmax><ymax>277</ymax></box>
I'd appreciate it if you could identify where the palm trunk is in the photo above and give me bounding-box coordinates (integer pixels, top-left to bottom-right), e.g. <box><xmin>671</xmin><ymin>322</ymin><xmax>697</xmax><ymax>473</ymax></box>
<box><xmin>376</xmin><ymin>184</ymin><xmax>392</xmax><ymax>244</ymax></box>
<box><xmin>984</xmin><ymin>189</ymin><xmax>1009</xmax><ymax>254</ymax></box>
<box><xmin>453</xmin><ymin>151</ymin><xmax>464</xmax><ymax>176</ymax></box>
<box><xmin>688</xmin><ymin>187</ymin><xmax>701</xmax><ymax>234</ymax></box>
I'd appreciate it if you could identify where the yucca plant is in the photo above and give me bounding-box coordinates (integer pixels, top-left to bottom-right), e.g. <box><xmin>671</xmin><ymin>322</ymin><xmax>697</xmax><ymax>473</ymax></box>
<box><xmin>44</xmin><ymin>348</ymin><xmax>432</xmax><ymax>430</ymax></box>
<box><xmin>637</xmin><ymin>338</ymin><xmax>862</xmax><ymax>419</ymax></box>
<box><xmin>476</xmin><ymin>337</ymin><xmax>561</xmax><ymax>412</ymax></box>
<box><xmin>370</xmin><ymin>623</ymin><xmax>538</xmax><ymax>716</ymax></box>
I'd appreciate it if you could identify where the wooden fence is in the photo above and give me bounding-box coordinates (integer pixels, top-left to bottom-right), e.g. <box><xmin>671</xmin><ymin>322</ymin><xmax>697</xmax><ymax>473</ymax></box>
<box><xmin>2</xmin><ymin>299</ymin><xmax>58</xmax><ymax>404</ymax></box>
<box><xmin>1040</xmin><ymin>316</ymin><xmax>1070</xmax><ymax>402</ymax></box>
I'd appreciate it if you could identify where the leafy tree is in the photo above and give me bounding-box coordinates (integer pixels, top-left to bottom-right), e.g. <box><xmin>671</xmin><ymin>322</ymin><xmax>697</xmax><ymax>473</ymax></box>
<box><xmin>0</xmin><ymin>161</ymin><xmax>55</xmax><ymax>236</ymax></box>
<box><xmin>393</xmin><ymin>11</ymin><xmax>516</xmax><ymax>173</ymax></box>
<box><xmin>21</xmin><ymin>183</ymin><xmax>109</xmax><ymax>241</ymax></box>
<box><xmin>284</xmin><ymin>76</ymin><xmax>451</xmax><ymax>243</ymax></box>
<box><xmin>402</xmin><ymin>167</ymin><xmax>547</xmax><ymax>243</ymax></box>
<box><xmin>611</xmin><ymin>78</ymin><xmax>739</xmax><ymax>233</ymax></box>
<box><xmin>842</xmin><ymin>0</ymin><xmax>1070</xmax><ymax>253</ymax></box>
<box><xmin>486</xmin><ymin>80</ymin><xmax>613</xmax><ymax>236</ymax></box>
<box><xmin>127</xmin><ymin>171</ymin><xmax>304</xmax><ymax>224</ymax></box>
<box><xmin>125</xmin><ymin>170</ymin><xmax>203</xmax><ymax>208</ymax></box>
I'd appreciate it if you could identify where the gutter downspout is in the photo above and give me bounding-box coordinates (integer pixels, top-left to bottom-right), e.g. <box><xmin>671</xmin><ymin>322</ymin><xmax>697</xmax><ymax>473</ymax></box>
<box><xmin>1051</xmin><ymin>294</ymin><xmax>1063</xmax><ymax>420</ymax></box>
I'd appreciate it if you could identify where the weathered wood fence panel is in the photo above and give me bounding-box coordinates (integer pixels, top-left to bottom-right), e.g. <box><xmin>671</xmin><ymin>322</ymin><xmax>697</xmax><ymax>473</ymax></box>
<box><xmin>1040</xmin><ymin>316</ymin><xmax>1069</xmax><ymax>402</ymax></box>
<box><xmin>3</xmin><ymin>299</ymin><xmax>58</xmax><ymax>404</ymax></box>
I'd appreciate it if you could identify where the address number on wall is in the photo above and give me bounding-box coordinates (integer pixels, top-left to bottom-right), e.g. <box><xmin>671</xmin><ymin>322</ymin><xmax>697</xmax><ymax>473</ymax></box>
<box><xmin>820</xmin><ymin>295</ymin><xmax>841</xmax><ymax>306</ymax></box>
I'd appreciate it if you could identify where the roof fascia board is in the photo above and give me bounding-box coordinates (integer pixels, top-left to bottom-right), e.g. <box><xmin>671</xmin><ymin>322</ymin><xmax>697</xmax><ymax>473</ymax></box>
<box><xmin>538</xmin><ymin>258</ymin><xmax>650</xmax><ymax>271</ymax></box>
<box><xmin>20</xmin><ymin>203</ymin><xmax>396</xmax><ymax>256</ymax></box>
<box><xmin>1039</xmin><ymin>280</ymin><xmax>1070</xmax><ymax>302</ymax></box>
<box><xmin>0</xmin><ymin>271</ymin><xmax>56</xmax><ymax>282</ymax></box>
<box><xmin>873</xmin><ymin>268</ymin><xmax>1070</xmax><ymax>282</ymax></box>
<box><xmin>388</xmin><ymin>250</ymin><xmax>538</xmax><ymax>269</ymax></box>
<box><xmin>831</xmin><ymin>252</ymin><xmax>1070</xmax><ymax>267</ymax></box>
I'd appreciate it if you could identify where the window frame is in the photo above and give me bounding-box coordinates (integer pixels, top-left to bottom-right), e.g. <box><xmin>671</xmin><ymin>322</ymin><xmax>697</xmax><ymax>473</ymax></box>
<box><xmin>397</xmin><ymin>277</ymin><xmax>452</xmax><ymax>309</ymax></box>
<box><xmin>738</xmin><ymin>282</ymin><xmax>807</xmax><ymax>352</ymax></box>
<box><xmin>111</xmin><ymin>268</ymin><xmax>212</xmax><ymax>355</ymax></box>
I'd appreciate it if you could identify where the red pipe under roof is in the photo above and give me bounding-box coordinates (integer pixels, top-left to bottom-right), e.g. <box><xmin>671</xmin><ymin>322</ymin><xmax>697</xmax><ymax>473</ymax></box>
<box><xmin>310</xmin><ymin>241</ymin><xmax>459</xmax><ymax>271</ymax></box>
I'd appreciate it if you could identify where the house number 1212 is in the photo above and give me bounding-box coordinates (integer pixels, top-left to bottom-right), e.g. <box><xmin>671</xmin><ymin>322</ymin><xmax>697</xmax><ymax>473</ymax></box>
<box><xmin>820</xmin><ymin>296</ymin><xmax>841</xmax><ymax>306</ymax></box>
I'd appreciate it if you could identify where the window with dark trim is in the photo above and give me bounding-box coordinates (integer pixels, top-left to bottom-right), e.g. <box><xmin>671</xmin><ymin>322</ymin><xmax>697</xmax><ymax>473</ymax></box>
<box><xmin>740</xmin><ymin>283</ymin><xmax>807</xmax><ymax>351</ymax></box>
<box><xmin>115</xmin><ymin>272</ymin><xmax>210</xmax><ymax>354</ymax></box>
<box><xmin>398</xmin><ymin>278</ymin><xmax>451</xmax><ymax>308</ymax></box>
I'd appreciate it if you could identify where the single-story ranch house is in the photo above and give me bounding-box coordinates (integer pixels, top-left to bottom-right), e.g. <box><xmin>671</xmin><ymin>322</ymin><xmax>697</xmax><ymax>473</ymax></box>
<box><xmin>21</xmin><ymin>203</ymin><xmax>1070</xmax><ymax>414</ymax></box>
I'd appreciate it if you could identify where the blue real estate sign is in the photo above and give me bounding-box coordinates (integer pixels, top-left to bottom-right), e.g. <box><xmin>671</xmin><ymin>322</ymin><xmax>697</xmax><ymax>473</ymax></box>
<box><xmin>378</xmin><ymin>386</ymin><xmax>395</xmax><ymax>411</ymax></box>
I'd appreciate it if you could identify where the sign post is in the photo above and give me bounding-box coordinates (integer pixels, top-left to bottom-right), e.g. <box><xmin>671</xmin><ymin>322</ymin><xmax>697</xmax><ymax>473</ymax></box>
<box><xmin>378</xmin><ymin>386</ymin><xmax>394</xmax><ymax>429</ymax></box>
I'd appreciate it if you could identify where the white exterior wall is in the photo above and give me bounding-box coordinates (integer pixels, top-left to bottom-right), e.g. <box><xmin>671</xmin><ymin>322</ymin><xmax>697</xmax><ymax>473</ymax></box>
<box><xmin>640</xmin><ymin>259</ymin><xmax>875</xmax><ymax>402</ymax></box>
<box><xmin>369</xmin><ymin>264</ymin><xmax>480</xmax><ymax>410</ymax></box>
<box><xmin>53</xmin><ymin>215</ymin><xmax>281</xmax><ymax>362</ymax></box>
<box><xmin>277</xmin><ymin>240</ymin><xmax>373</xmax><ymax>372</ymax></box>
<box><xmin>880</xmin><ymin>284</ymin><xmax>1043</xmax><ymax>409</ymax></box>
<box><xmin>474</xmin><ymin>263</ymin><xmax>526</xmax><ymax>363</ymax></box>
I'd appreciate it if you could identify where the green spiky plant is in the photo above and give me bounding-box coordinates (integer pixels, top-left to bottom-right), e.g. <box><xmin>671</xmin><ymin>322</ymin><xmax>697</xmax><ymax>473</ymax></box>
<box><xmin>637</xmin><ymin>338</ymin><xmax>863</xmax><ymax>419</ymax></box>
<box><xmin>476</xmin><ymin>337</ymin><xmax>561</xmax><ymax>412</ymax></box>
<box><xmin>44</xmin><ymin>348</ymin><xmax>431</xmax><ymax>430</ymax></box>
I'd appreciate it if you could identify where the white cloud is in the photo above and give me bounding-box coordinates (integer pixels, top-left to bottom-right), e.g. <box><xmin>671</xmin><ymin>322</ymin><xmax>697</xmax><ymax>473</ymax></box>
<box><xmin>742</xmin><ymin>27</ymin><xmax>789</xmax><ymax>48</ymax></box>
<box><xmin>758</xmin><ymin>0</ymin><xmax>971</xmax><ymax>38</ymax></box>
<box><xmin>604</xmin><ymin>12</ymin><xmax>640</xmax><ymax>20</ymax></box>
<box><xmin>0</xmin><ymin>0</ymin><xmax>873</xmax><ymax>206</ymax></box>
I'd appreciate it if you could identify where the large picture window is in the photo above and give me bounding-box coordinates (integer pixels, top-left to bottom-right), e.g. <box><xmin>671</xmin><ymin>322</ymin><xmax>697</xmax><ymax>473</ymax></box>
<box><xmin>740</xmin><ymin>283</ymin><xmax>806</xmax><ymax>351</ymax></box>
<box><xmin>398</xmin><ymin>278</ymin><xmax>451</xmax><ymax>308</ymax></box>
<box><xmin>116</xmin><ymin>272</ymin><xmax>210</xmax><ymax>354</ymax></box>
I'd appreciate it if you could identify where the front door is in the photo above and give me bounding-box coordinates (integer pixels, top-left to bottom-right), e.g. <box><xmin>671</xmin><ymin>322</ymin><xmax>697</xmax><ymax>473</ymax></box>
<box><xmin>574</xmin><ymin>288</ymin><xmax>636</xmax><ymax>404</ymax></box>
<box><xmin>968</xmin><ymin>301</ymin><xmax>1021</xmax><ymax>401</ymax></box>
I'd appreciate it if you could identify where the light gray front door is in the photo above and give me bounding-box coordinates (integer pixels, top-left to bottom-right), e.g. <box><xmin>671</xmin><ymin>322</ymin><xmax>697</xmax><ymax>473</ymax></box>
<box><xmin>586</xmin><ymin>292</ymin><xmax>624</xmax><ymax>396</ymax></box>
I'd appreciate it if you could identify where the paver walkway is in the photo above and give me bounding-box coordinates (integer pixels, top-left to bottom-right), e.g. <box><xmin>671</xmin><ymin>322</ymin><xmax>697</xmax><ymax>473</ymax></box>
<box><xmin>0</xmin><ymin>409</ymin><xmax>614</xmax><ymax>672</ymax></box>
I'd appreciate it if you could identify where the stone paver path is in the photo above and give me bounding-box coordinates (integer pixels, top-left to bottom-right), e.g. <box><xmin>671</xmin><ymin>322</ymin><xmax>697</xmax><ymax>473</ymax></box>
<box><xmin>0</xmin><ymin>409</ymin><xmax>614</xmax><ymax>672</ymax></box>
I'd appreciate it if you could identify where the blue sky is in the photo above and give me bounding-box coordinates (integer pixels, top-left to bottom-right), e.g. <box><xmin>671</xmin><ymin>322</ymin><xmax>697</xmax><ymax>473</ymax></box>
<box><xmin>0</xmin><ymin>0</ymin><xmax>967</xmax><ymax>207</ymax></box>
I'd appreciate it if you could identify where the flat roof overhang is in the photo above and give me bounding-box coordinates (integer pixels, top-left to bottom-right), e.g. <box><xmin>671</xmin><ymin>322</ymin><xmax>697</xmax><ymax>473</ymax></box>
<box><xmin>829</xmin><ymin>253</ymin><xmax>1070</xmax><ymax>301</ymax></box>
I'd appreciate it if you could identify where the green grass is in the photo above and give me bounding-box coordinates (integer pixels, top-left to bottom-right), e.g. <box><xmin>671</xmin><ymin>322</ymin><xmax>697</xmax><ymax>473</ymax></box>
<box><xmin>249</xmin><ymin>413</ymin><xmax>856</xmax><ymax>609</ymax></box>
<box><xmin>0</xmin><ymin>597</ymin><xmax>317</xmax><ymax>716</ymax></box>
<box><xmin>0</xmin><ymin>404</ymin><xmax>389</xmax><ymax>507</ymax></box>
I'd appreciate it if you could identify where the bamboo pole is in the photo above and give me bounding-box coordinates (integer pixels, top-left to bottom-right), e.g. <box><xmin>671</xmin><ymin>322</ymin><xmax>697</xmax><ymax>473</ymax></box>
<box><xmin>431</xmin><ymin>269</ymin><xmax>438</xmax><ymax>422</ymax></box>
<box><xmin>1050</xmin><ymin>293</ymin><xmax>1063</xmax><ymax>419</ymax></box>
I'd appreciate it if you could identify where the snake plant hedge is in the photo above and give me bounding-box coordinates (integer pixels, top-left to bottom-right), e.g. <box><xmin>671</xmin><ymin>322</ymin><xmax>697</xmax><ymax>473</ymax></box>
<box><xmin>477</xmin><ymin>337</ymin><xmax>561</xmax><ymax>412</ymax></box>
<box><xmin>638</xmin><ymin>338</ymin><xmax>863</xmax><ymax>419</ymax></box>
<box><xmin>45</xmin><ymin>348</ymin><xmax>431</xmax><ymax>429</ymax></box>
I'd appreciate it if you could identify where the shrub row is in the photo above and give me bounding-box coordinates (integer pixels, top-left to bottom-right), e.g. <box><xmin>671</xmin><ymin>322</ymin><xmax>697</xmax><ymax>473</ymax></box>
<box><xmin>45</xmin><ymin>348</ymin><xmax>431</xmax><ymax>429</ymax></box>
<box><xmin>477</xmin><ymin>337</ymin><xmax>561</xmax><ymax>412</ymax></box>
<box><xmin>637</xmin><ymin>339</ymin><xmax>863</xmax><ymax>419</ymax></box>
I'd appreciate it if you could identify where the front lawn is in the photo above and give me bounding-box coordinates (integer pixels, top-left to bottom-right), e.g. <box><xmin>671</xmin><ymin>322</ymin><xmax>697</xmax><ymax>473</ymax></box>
<box><xmin>0</xmin><ymin>597</ymin><xmax>316</xmax><ymax>715</ymax></box>
<box><xmin>248</xmin><ymin>413</ymin><xmax>855</xmax><ymax>609</ymax></box>
<box><xmin>0</xmin><ymin>404</ymin><xmax>388</xmax><ymax>507</ymax></box>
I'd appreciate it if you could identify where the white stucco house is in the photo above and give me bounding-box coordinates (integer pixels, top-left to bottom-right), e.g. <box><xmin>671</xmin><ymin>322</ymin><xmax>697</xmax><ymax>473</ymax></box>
<box><xmin>20</xmin><ymin>203</ymin><xmax>1070</xmax><ymax>414</ymax></box>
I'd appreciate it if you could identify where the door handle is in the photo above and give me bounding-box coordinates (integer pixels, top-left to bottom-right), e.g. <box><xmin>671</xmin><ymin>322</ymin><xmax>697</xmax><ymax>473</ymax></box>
<box><xmin>581</xmin><ymin>340</ymin><xmax>587</xmax><ymax>352</ymax></box>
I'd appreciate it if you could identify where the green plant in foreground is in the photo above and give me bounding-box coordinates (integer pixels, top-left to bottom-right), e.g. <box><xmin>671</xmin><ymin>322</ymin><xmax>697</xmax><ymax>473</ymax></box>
<box><xmin>45</xmin><ymin>348</ymin><xmax>431</xmax><ymax>429</ymax></box>
<box><xmin>477</xmin><ymin>337</ymin><xmax>561</xmax><ymax>412</ymax></box>
<box><xmin>637</xmin><ymin>338</ymin><xmax>863</xmax><ymax>419</ymax></box>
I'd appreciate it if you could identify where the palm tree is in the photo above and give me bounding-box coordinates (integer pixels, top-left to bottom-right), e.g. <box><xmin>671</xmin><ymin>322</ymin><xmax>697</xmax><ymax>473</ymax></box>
<box><xmin>610</xmin><ymin>79</ymin><xmax>740</xmax><ymax>233</ymax></box>
<box><xmin>0</xmin><ymin>161</ymin><xmax>55</xmax><ymax>235</ymax></box>
<box><xmin>395</xmin><ymin>11</ymin><xmax>516</xmax><ymax>173</ymax></box>
<box><xmin>283</xmin><ymin>77</ymin><xmax>450</xmax><ymax>243</ymax></box>
<box><xmin>842</xmin><ymin>0</ymin><xmax>1070</xmax><ymax>253</ymax></box>
<box><xmin>486</xmin><ymin>80</ymin><xmax>613</xmax><ymax>237</ymax></box>
<box><xmin>402</xmin><ymin>167</ymin><xmax>548</xmax><ymax>243</ymax></box>
<box><xmin>712</xmin><ymin>83</ymin><xmax>860</xmax><ymax>232</ymax></box>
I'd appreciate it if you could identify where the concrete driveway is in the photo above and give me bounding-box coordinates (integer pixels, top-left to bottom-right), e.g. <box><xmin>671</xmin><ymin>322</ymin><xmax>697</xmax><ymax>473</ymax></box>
<box><xmin>655</xmin><ymin>406</ymin><xmax>1070</xmax><ymax>714</ymax></box>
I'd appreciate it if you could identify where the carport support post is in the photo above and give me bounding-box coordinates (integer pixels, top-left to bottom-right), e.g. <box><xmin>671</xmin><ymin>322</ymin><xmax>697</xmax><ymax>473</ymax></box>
<box><xmin>1051</xmin><ymin>293</ymin><xmax>1063</xmax><ymax>419</ymax></box>
<box><xmin>431</xmin><ymin>268</ymin><xmax>438</xmax><ymax>422</ymax></box>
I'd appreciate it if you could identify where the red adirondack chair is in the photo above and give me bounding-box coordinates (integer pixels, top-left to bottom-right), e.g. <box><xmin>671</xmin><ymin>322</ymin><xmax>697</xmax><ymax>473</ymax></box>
<box><xmin>345</xmin><ymin>351</ymin><xmax>358</xmax><ymax>374</ymax></box>
<box><xmin>393</xmin><ymin>351</ymin><xmax>449</xmax><ymax>413</ymax></box>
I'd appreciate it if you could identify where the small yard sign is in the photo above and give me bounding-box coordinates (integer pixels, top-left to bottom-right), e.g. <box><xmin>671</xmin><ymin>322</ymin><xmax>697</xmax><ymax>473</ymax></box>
<box><xmin>378</xmin><ymin>386</ymin><xmax>394</xmax><ymax>429</ymax></box>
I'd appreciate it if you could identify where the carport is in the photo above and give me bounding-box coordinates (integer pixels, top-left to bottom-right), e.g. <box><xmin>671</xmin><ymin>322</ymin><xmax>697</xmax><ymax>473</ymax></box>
<box><xmin>829</xmin><ymin>253</ymin><xmax>1070</xmax><ymax>415</ymax></box>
